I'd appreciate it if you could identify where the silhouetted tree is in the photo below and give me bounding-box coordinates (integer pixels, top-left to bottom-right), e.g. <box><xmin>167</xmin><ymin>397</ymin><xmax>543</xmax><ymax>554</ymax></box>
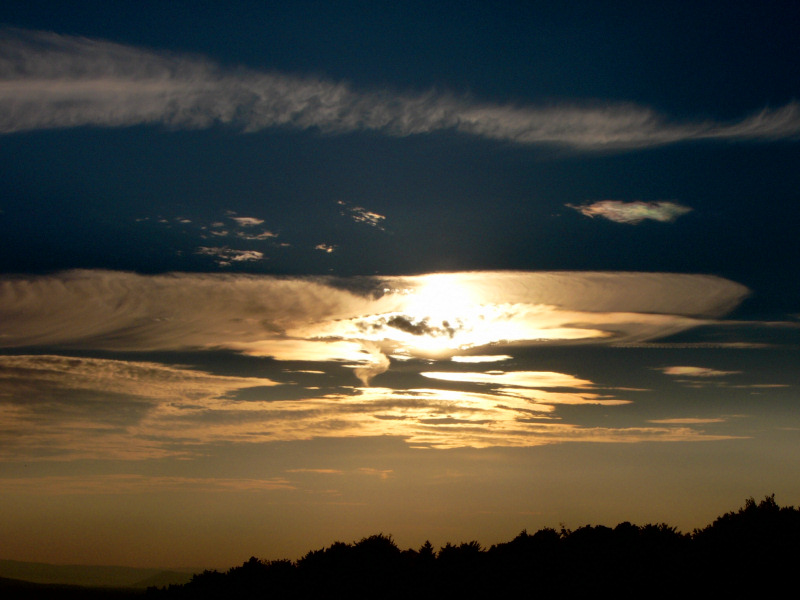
<box><xmin>418</xmin><ymin>540</ymin><xmax>435</xmax><ymax>561</ymax></box>
<box><xmin>690</xmin><ymin>495</ymin><xmax>800</xmax><ymax>593</ymax></box>
<box><xmin>146</xmin><ymin>495</ymin><xmax>800</xmax><ymax>599</ymax></box>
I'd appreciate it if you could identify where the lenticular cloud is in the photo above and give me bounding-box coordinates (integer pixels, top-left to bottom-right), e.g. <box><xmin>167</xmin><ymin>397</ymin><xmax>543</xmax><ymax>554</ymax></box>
<box><xmin>0</xmin><ymin>270</ymin><xmax>749</xmax><ymax>360</ymax></box>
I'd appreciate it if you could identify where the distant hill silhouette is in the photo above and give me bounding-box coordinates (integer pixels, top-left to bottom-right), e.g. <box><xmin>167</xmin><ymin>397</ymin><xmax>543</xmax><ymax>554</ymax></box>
<box><xmin>0</xmin><ymin>560</ymin><xmax>193</xmax><ymax>589</ymax></box>
<box><xmin>146</xmin><ymin>495</ymin><xmax>800</xmax><ymax>598</ymax></box>
<box><xmin>129</xmin><ymin>572</ymin><xmax>194</xmax><ymax>590</ymax></box>
<box><xmin>0</xmin><ymin>575</ymin><xmax>144</xmax><ymax>599</ymax></box>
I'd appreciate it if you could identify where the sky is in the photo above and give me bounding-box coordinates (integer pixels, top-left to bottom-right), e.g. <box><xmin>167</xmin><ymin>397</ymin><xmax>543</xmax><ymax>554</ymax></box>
<box><xmin>1</xmin><ymin>1</ymin><xmax>799</xmax><ymax>569</ymax></box>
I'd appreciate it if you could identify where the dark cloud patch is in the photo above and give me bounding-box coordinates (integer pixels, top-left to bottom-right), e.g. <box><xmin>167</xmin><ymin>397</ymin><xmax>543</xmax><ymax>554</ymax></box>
<box><xmin>386</xmin><ymin>315</ymin><xmax>455</xmax><ymax>338</ymax></box>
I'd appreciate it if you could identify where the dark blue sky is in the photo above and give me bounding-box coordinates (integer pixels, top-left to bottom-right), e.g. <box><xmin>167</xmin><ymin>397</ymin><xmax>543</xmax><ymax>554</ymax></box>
<box><xmin>5</xmin><ymin>1</ymin><xmax>799</xmax><ymax>110</ymax></box>
<box><xmin>2</xmin><ymin>1</ymin><xmax>799</xmax><ymax>316</ymax></box>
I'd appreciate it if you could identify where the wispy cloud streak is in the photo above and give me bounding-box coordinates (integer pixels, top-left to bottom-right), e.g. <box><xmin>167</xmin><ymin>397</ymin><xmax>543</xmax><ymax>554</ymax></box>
<box><xmin>658</xmin><ymin>366</ymin><xmax>741</xmax><ymax>377</ymax></box>
<box><xmin>0</xmin><ymin>356</ymin><xmax>738</xmax><ymax>458</ymax></box>
<box><xmin>1</xmin><ymin>474</ymin><xmax>295</xmax><ymax>495</ymax></box>
<box><xmin>2</xmin><ymin>29</ymin><xmax>799</xmax><ymax>149</ymax></box>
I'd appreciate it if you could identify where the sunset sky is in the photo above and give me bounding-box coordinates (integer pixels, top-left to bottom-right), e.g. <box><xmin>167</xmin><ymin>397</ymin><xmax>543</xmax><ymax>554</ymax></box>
<box><xmin>1</xmin><ymin>1</ymin><xmax>799</xmax><ymax>569</ymax></box>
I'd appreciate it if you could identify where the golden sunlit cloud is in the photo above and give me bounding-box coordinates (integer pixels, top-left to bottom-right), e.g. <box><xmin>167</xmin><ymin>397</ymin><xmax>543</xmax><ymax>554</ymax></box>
<box><xmin>0</xmin><ymin>354</ymin><xmax>278</xmax><ymax>399</ymax></box>
<box><xmin>658</xmin><ymin>366</ymin><xmax>742</xmax><ymax>377</ymax></box>
<box><xmin>421</xmin><ymin>370</ymin><xmax>594</xmax><ymax>388</ymax></box>
<box><xmin>0</xmin><ymin>354</ymin><xmax>739</xmax><ymax>460</ymax></box>
<box><xmin>419</xmin><ymin>370</ymin><xmax>630</xmax><ymax>407</ymax></box>
<box><xmin>229</xmin><ymin>216</ymin><xmax>265</xmax><ymax>227</ymax></box>
<box><xmin>493</xmin><ymin>387</ymin><xmax>629</xmax><ymax>406</ymax></box>
<box><xmin>0</xmin><ymin>270</ymin><xmax>747</xmax><ymax>353</ymax></box>
<box><xmin>0</xmin><ymin>269</ymin><xmax>752</xmax><ymax>456</ymax></box>
<box><xmin>0</xmin><ymin>270</ymin><xmax>751</xmax><ymax>390</ymax></box>
<box><xmin>451</xmin><ymin>355</ymin><xmax>513</xmax><ymax>363</ymax></box>
<box><xmin>150</xmin><ymin>382</ymin><xmax>737</xmax><ymax>449</ymax></box>
<box><xmin>230</xmin><ymin>339</ymin><xmax>370</xmax><ymax>363</ymax></box>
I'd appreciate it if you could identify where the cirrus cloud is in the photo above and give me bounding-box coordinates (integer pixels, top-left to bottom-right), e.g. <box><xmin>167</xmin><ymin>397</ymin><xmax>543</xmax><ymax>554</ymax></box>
<box><xmin>1</xmin><ymin>29</ymin><xmax>799</xmax><ymax>150</ymax></box>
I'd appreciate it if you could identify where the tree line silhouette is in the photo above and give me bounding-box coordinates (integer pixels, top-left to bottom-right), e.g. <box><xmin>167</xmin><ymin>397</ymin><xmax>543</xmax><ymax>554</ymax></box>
<box><xmin>147</xmin><ymin>496</ymin><xmax>800</xmax><ymax>598</ymax></box>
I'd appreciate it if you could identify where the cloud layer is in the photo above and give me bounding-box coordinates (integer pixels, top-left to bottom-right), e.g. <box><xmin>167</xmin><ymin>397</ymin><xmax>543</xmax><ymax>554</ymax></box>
<box><xmin>0</xmin><ymin>269</ymin><xmax>752</xmax><ymax>455</ymax></box>
<box><xmin>0</xmin><ymin>270</ymin><xmax>750</xmax><ymax>361</ymax></box>
<box><xmin>2</xmin><ymin>29</ymin><xmax>800</xmax><ymax>150</ymax></box>
<box><xmin>0</xmin><ymin>354</ymin><xmax>279</xmax><ymax>460</ymax></box>
<box><xmin>0</xmin><ymin>354</ymin><xmax>739</xmax><ymax>459</ymax></box>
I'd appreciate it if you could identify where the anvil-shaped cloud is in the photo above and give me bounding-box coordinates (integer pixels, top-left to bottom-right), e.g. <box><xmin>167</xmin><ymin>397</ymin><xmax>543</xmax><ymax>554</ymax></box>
<box><xmin>0</xmin><ymin>270</ymin><xmax>748</xmax><ymax>370</ymax></box>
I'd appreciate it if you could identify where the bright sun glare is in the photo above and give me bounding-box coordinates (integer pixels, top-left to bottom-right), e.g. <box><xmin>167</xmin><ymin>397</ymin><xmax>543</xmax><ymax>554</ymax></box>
<box><xmin>382</xmin><ymin>273</ymin><xmax>609</xmax><ymax>356</ymax></box>
<box><xmin>404</xmin><ymin>274</ymin><xmax>478</xmax><ymax>321</ymax></box>
<box><xmin>397</xmin><ymin>274</ymin><xmax>482</xmax><ymax>354</ymax></box>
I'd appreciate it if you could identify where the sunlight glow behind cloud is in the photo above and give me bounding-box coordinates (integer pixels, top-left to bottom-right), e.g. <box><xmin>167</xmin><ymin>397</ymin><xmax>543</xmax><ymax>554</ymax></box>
<box><xmin>0</xmin><ymin>270</ymin><xmax>749</xmax><ymax>364</ymax></box>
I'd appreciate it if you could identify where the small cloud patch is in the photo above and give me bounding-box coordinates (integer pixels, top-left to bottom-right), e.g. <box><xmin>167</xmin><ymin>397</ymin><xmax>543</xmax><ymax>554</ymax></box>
<box><xmin>237</xmin><ymin>230</ymin><xmax>278</xmax><ymax>241</ymax></box>
<box><xmin>658</xmin><ymin>366</ymin><xmax>741</xmax><ymax>377</ymax></box>
<box><xmin>338</xmin><ymin>201</ymin><xmax>386</xmax><ymax>230</ymax></box>
<box><xmin>229</xmin><ymin>216</ymin><xmax>265</xmax><ymax>227</ymax></box>
<box><xmin>195</xmin><ymin>246</ymin><xmax>265</xmax><ymax>266</ymax></box>
<box><xmin>648</xmin><ymin>418</ymin><xmax>726</xmax><ymax>424</ymax></box>
<box><xmin>567</xmin><ymin>200</ymin><xmax>692</xmax><ymax>224</ymax></box>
